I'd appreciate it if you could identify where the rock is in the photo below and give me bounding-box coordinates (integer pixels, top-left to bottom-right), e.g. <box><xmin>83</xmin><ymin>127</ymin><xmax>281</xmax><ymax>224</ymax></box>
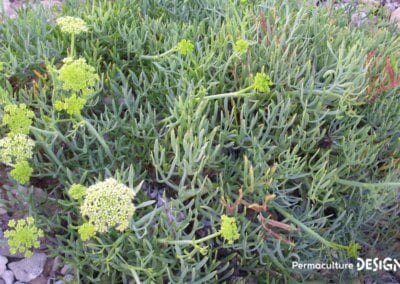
<box><xmin>0</xmin><ymin>256</ymin><xmax>7</xmax><ymax>275</ymax></box>
<box><xmin>351</xmin><ymin>11</ymin><xmax>368</xmax><ymax>27</ymax></box>
<box><xmin>390</xmin><ymin>8</ymin><xmax>400</xmax><ymax>29</ymax></box>
<box><xmin>8</xmin><ymin>253</ymin><xmax>46</xmax><ymax>282</ymax></box>
<box><xmin>51</xmin><ymin>256</ymin><xmax>62</xmax><ymax>275</ymax></box>
<box><xmin>64</xmin><ymin>274</ymin><xmax>74</xmax><ymax>282</ymax></box>
<box><xmin>0</xmin><ymin>279</ymin><xmax>4</xmax><ymax>284</ymax></box>
<box><xmin>0</xmin><ymin>240</ymin><xmax>24</xmax><ymax>258</ymax></box>
<box><xmin>360</xmin><ymin>0</ymin><xmax>381</xmax><ymax>6</ymax></box>
<box><xmin>0</xmin><ymin>270</ymin><xmax>14</xmax><ymax>284</ymax></box>
<box><xmin>60</xmin><ymin>264</ymin><xmax>71</xmax><ymax>275</ymax></box>
<box><xmin>31</xmin><ymin>276</ymin><xmax>47</xmax><ymax>284</ymax></box>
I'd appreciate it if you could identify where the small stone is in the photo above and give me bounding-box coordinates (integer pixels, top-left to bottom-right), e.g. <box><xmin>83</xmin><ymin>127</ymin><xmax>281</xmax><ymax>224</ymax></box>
<box><xmin>51</xmin><ymin>256</ymin><xmax>62</xmax><ymax>276</ymax></box>
<box><xmin>8</xmin><ymin>253</ymin><xmax>47</xmax><ymax>282</ymax></box>
<box><xmin>0</xmin><ymin>278</ymin><xmax>4</xmax><ymax>284</ymax></box>
<box><xmin>360</xmin><ymin>0</ymin><xmax>380</xmax><ymax>6</ymax></box>
<box><xmin>31</xmin><ymin>276</ymin><xmax>47</xmax><ymax>284</ymax></box>
<box><xmin>0</xmin><ymin>256</ymin><xmax>7</xmax><ymax>275</ymax></box>
<box><xmin>0</xmin><ymin>241</ymin><xmax>24</xmax><ymax>258</ymax></box>
<box><xmin>0</xmin><ymin>270</ymin><xmax>14</xmax><ymax>284</ymax></box>
<box><xmin>390</xmin><ymin>8</ymin><xmax>400</xmax><ymax>29</ymax></box>
<box><xmin>0</xmin><ymin>208</ymin><xmax>7</xmax><ymax>215</ymax></box>
<box><xmin>64</xmin><ymin>274</ymin><xmax>74</xmax><ymax>282</ymax></box>
<box><xmin>351</xmin><ymin>11</ymin><xmax>368</xmax><ymax>27</ymax></box>
<box><xmin>60</xmin><ymin>264</ymin><xmax>71</xmax><ymax>275</ymax></box>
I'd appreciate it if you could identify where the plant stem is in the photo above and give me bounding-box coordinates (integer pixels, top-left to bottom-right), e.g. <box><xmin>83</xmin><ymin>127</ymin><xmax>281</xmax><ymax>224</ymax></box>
<box><xmin>203</xmin><ymin>86</ymin><xmax>253</xmax><ymax>100</ymax></box>
<box><xmin>30</xmin><ymin>126</ymin><xmax>59</xmax><ymax>136</ymax></box>
<box><xmin>70</xmin><ymin>34</ymin><xmax>75</xmax><ymax>58</ymax></box>
<box><xmin>83</xmin><ymin>119</ymin><xmax>113</xmax><ymax>159</ymax></box>
<box><xmin>270</xmin><ymin>203</ymin><xmax>346</xmax><ymax>250</ymax></box>
<box><xmin>336</xmin><ymin>178</ymin><xmax>400</xmax><ymax>189</ymax></box>
<box><xmin>158</xmin><ymin>231</ymin><xmax>221</xmax><ymax>245</ymax></box>
<box><xmin>140</xmin><ymin>48</ymin><xmax>176</xmax><ymax>60</ymax></box>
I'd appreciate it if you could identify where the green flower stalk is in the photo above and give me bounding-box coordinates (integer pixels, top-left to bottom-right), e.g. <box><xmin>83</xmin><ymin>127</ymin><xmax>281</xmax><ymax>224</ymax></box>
<box><xmin>0</xmin><ymin>134</ymin><xmax>35</xmax><ymax>164</ymax></box>
<box><xmin>233</xmin><ymin>39</ymin><xmax>250</xmax><ymax>55</ymax></box>
<box><xmin>2</xmin><ymin>104</ymin><xmax>34</xmax><ymax>135</ymax></box>
<box><xmin>54</xmin><ymin>94</ymin><xmax>87</xmax><ymax>117</ymax></box>
<box><xmin>4</xmin><ymin>217</ymin><xmax>44</xmax><ymax>257</ymax></box>
<box><xmin>203</xmin><ymin>72</ymin><xmax>273</xmax><ymax>100</ymax></box>
<box><xmin>56</xmin><ymin>16</ymin><xmax>88</xmax><ymax>57</ymax></box>
<box><xmin>68</xmin><ymin>184</ymin><xmax>87</xmax><ymax>200</ymax></box>
<box><xmin>141</xmin><ymin>39</ymin><xmax>194</xmax><ymax>60</ymax></box>
<box><xmin>270</xmin><ymin>203</ymin><xmax>361</xmax><ymax>258</ymax></box>
<box><xmin>10</xmin><ymin>160</ymin><xmax>33</xmax><ymax>184</ymax></box>
<box><xmin>80</xmin><ymin>178</ymin><xmax>135</xmax><ymax>234</ymax></box>
<box><xmin>58</xmin><ymin>57</ymin><xmax>99</xmax><ymax>96</ymax></box>
<box><xmin>158</xmin><ymin>215</ymin><xmax>240</xmax><ymax>257</ymax></box>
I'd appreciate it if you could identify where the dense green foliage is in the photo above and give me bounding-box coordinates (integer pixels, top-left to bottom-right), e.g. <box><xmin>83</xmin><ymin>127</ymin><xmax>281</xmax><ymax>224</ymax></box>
<box><xmin>0</xmin><ymin>0</ymin><xmax>399</xmax><ymax>283</ymax></box>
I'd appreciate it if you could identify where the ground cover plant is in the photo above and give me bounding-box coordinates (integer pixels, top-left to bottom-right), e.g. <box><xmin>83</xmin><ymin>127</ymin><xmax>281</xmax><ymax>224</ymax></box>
<box><xmin>0</xmin><ymin>0</ymin><xmax>399</xmax><ymax>283</ymax></box>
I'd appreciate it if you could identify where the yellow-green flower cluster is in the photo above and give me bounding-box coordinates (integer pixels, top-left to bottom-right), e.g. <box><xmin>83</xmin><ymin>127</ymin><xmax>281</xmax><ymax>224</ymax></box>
<box><xmin>0</xmin><ymin>134</ymin><xmax>35</xmax><ymax>164</ymax></box>
<box><xmin>253</xmin><ymin>72</ymin><xmax>272</xmax><ymax>93</ymax></box>
<box><xmin>80</xmin><ymin>178</ymin><xmax>135</xmax><ymax>234</ymax></box>
<box><xmin>0</xmin><ymin>102</ymin><xmax>35</xmax><ymax>184</ymax></box>
<box><xmin>2</xmin><ymin>104</ymin><xmax>34</xmax><ymax>135</ymax></box>
<box><xmin>219</xmin><ymin>215</ymin><xmax>240</xmax><ymax>244</ymax></box>
<box><xmin>10</xmin><ymin>160</ymin><xmax>33</xmax><ymax>184</ymax></box>
<box><xmin>68</xmin><ymin>183</ymin><xmax>87</xmax><ymax>200</ymax></box>
<box><xmin>56</xmin><ymin>16</ymin><xmax>88</xmax><ymax>35</ymax></box>
<box><xmin>347</xmin><ymin>242</ymin><xmax>361</xmax><ymax>258</ymax></box>
<box><xmin>176</xmin><ymin>39</ymin><xmax>194</xmax><ymax>55</ymax></box>
<box><xmin>4</xmin><ymin>217</ymin><xmax>44</xmax><ymax>257</ymax></box>
<box><xmin>233</xmin><ymin>39</ymin><xmax>250</xmax><ymax>55</ymax></box>
<box><xmin>58</xmin><ymin>57</ymin><xmax>99</xmax><ymax>96</ymax></box>
<box><xmin>55</xmin><ymin>94</ymin><xmax>87</xmax><ymax>117</ymax></box>
<box><xmin>78</xmin><ymin>222</ymin><xmax>96</xmax><ymax>241</ymax></box>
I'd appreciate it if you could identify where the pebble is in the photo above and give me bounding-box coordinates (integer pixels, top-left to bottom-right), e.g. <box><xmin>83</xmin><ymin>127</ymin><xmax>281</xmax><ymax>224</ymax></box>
<box><xmin>390</xmin><ymin>7</ymin><xmax>400</xmax><ymax>29</ymax></box>
<box><xmin>0</xmin><ymin>270</ymin><xmax>14</xmax><ymax>284</ymax></box>
<box><xmin>60</xmin><ymin>264</ymin><xmax>71</xmax><ymax>276</ymax></box>
<box><xmin>31</xmin><ymin>276</ymin><xmax>48</xmax><ymax>284</ymax></box>
<box><xmin>351</xmin><ymin>11</ymin><xmax>368</xmax><ymax>26</ymax></box>
<box><xmin>8</xmin><ymin>253</ymin><xmax>47</xmax><ymax>282</ymax></box>
<box><xmin>360</xmin><ymin>0</ymin><xmax>381</xmax><ymax>5</ymax></box>
<box><xmin>0</xmin><ymin>256</ymin><xmax>7</xmax><ymax>276</ymax></box>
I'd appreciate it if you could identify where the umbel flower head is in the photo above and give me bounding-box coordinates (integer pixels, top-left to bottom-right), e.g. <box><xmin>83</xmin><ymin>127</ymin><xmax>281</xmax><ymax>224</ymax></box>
<box><xmin>10</xmin><ymin>160</ymin><xmax>33</xmax><ymax>184</ymax></box>
<box><xmin>2</xmin><ymin>104</ymin><xmax>34</xmax><ymax>135</ymax></box>
<box><xmin>0</xmin><ymin>134</ymin><xmax>35</xmax><ymax>164</ymax></box>
<box><xmin>219</xmin><ymin>215</ymin><xmax>240</xmax><ymax>244</ymax></box>
<box><xmin>68</xmin><ymin>183</ymin><xmax>87</xmax><ymax>200</ymax></box>
<box><xmin>54</xmin><ymin>94</ymin><xmax>87</xmax><ymax>117</ymax></box>
<box><xmin>80</xmin><ymin>178</ymin><xmax>135</xmax><ymax>233</ymax></box>
<box><xmin>4</xmin><ymin>217</ymin><xmax>44</xmax><ymax>257</ymax></box>
<box><xmin>56</xmin><ymin>16</ymin><xmax>88</xmax><ymax>35</ymax></box>
<box><xmin>233</xmin><ymin>39</ymin><xmax>250</xmax><ymax>55</ymax></box>
<box><xmin>253</xmin><ymin>72</ymin><xmax>272</xmax><ymax>93</ymax></box>
<box><xmin>78</xmin><ymin>222</ymin><xmax>96</xmax><ymax>241</ymax></box>
<box><xmin>176</xmin><ymin>39</ymin><xmax>194</xmax><ymax>55</ymax></box>
<box><xmin>58</xmin><ymin>57</ymin><xmax>99</xmax><ymax>96</ymax></box>
<box><xmin>347</xmin><ymin>242</ymin><xmax>361</xmax><ymax>258</ymax></box>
